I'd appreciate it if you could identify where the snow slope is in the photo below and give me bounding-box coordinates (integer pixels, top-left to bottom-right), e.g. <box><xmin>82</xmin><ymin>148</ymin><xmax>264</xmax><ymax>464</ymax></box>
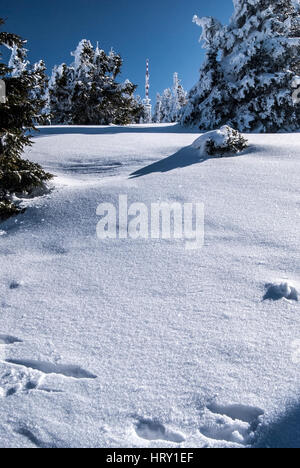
<box><xmin>0</xmin><ymin>124</ymin><xmax>299</xmax><ymax>448</ymax></box>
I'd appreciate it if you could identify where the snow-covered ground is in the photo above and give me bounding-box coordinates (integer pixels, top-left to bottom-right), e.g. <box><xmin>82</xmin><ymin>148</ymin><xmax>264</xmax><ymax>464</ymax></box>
<box><xmin>0</xmin><ymin>123</ymin><xmax>299</xmax><ymax>448</ymax></box>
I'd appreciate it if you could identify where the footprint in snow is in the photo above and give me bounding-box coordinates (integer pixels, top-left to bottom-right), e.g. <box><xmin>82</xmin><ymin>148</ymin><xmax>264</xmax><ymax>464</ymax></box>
<box><xmin>5</xmin><ymin>359</ymin><xmax>97</xmax><ymax>380</ymax></box>
<box><xmin>135</xmin><ymin>419</ymin><xmax>185</xmax><ymax>443</ymax></box>
<box><xmin>0</xmin><ymin>334</ymin><xmax>23</xmax><ymax>345</ymax></box>
<box><xmin>1</xmin><ymin>355</ymin><xmax>96</xmax><ymax>397</ymax></box>
<box><xmin>199</xmin><ymin>402</ymin><xmax>264</xmax><ymax>447</ymax></box>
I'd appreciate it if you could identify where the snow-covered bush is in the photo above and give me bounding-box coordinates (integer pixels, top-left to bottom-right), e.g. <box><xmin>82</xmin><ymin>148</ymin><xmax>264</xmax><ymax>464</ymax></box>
<box><xmin>264</xmin><ymin>282</ymin><xmax>298</xmax><ymax>301</ymax></box>
<box><xmin>192</xmin><ymin>126</ymin><xmax>248</xmax><ymax>156</ymax></box>
<box><xmin>182</xmin><ymin>0</ymin><xmax>300</xmax><ymax>132</ymax></box>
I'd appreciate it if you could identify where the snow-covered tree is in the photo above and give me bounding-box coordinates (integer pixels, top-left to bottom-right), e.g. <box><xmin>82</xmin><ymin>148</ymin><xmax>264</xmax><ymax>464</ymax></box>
<box><xmin>70</xmin><ymin>39</ymin><xmax>94</xmax><ymax>124</ymax></box>
<box><xmin>182</xmin><ymin>0</ymin><xmax>300</xmax><ymax>132</ymax></box>
<box><xmin>153</xmin><ymin>92</ymin><xmax>162</xmax><ymax>123</ymax></box>
<box><xmin>8</xmin><ymin>45</ymin><xmax>49</xmax><ymax>123</ymax></box>
<box><xmin>131</xmin><ymin>94</ymin><xmax>146</xmax><ymax>123</ymax></box>
<box><xmin>169</xmin><ymin>72</ymin><xmax>188</xmax><ymax>122</ymax></box>
<box><xmin>49</xmin><ymin>64</ymin><xmax>74</xmax><ymax>124</ymax></box>
<box><xmin>8</xmin><ymin>43</ymin><xmax>29</xmax><ymax>77</ymax></box>
<box><xmin>0</xmin><ymin>18</ymin><xmax>52</xmax><ymax>220</ymax></box>
<box><xmin>49</xmin><ymin>40</ymin><xmax>143</xmax><ymax>125</ymax></box>
<box><xmin>154</xmin><ymin>73</ymin><xmax>187</xmax><ymax>123</ymax></box>
<box><xmin>160</xmin><ymin>88</ymin><xmax>173</xmax><ymax>122</ymax></box>
<box><xmin>31</xmin><ymin>60</ymin><xmax>49</xmax><ymax>123</ymax></box>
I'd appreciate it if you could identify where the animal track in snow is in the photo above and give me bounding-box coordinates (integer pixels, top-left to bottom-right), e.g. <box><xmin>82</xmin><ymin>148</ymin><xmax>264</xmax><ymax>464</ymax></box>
<box><xmin>135</xmin><ymin>419</ymin><xmax>185</xmax><ymax>443</ymax></box>
<box><xmin>0</xmin><ymin>334</ymin><xmax>23</xmax><ymax>345</ymax></box>
<box><xmin>199</xmin><ymin>402</ymin><xmax>264</xmax><ymax>447</ymax></box>
<box><xmin>6</xmin><ymin>359</ymin><xmax>97</xmax><ymax>380</ymax></box>
<box><xmin>263</xmin><ymin>282</ymin><xmax>298</xmax><ymax>301</ymax></box>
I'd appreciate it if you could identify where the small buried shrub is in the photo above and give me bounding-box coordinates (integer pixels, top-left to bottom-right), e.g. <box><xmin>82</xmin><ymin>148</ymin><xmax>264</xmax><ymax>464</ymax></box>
<box><xmin>192</xmin><ymin>125</ymin><xmax>248</xmax><ymax>157</ymax></box>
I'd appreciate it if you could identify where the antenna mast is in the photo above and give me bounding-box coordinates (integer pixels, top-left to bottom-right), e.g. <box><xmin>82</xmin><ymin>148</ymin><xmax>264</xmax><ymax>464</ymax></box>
<box><xmin>143</xmin><ymin>59</ymin><xmax>152</xmax><ymax>123</ymax></box>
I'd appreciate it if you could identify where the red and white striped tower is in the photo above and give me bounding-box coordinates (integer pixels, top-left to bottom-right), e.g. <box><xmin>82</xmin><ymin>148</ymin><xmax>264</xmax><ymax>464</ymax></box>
<box><xmin>143</xmin><ymin>59</ymin><xmax>152</xmax><ymax>123</ymax></box>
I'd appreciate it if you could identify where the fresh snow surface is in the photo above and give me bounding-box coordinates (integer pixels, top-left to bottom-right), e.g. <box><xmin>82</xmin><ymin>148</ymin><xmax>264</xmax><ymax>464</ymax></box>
<box><xmin>0</xmin><ymin>123</ymin><xmax>299</xmax><ymax>448</ymax></box>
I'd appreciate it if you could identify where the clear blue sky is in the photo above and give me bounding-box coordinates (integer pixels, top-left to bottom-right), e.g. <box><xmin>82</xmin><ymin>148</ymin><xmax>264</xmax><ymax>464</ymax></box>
<box><xmin>1</xmin><ymin>0</ymin><xmax>234</xmax><ymax>102</ymax></box>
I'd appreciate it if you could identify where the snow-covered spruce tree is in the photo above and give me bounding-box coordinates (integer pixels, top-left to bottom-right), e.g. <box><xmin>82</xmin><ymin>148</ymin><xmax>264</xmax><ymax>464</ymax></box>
<box><xmin>49</xmin><ymin>64</ymin><xmax>74</xmax><ymax>124</ymax></box>
<box><xmin>182</xmin><ymin>0</ymin><xmax>300</xmax><ymax>132</ymax></box>
<box><xmin>70</xmin><ymin>39</ymin><xmax>94</xmax><ymax>125</ymax></box>
<box><xmin>0</xmin><ymin>18</ymin><xmax>53</xmax><ymax>220</ymax></box>
<box><xmin>9</xmin><ymin>45</ymin><xmax>49</xmax><ymax>123</ymax></box>
<box><xmin>113</xmin><ymin>78</ymin><xmax>145</xmax><ymax>125</ymax></box>
<box><xmin>131</xmin><ymin>95</ymin><xmax>146</xmax><ymax>123</ymax></box>
<box><xmin>160</xmin><ymin>88</ymin><xmax>173</xmax><ymax>122</ymax></box>
<box><xmin>49</xmin><ymin>40</ymin><xmax>143</xmax><ymax>125</ymax></box>
<box><xmin>169</xmin><ymin>72</ymin><xmax>188</xmax><ymax>122</ymax></box>
<box><xmin>75</xmin><ymin>42</ymin><xmax>143</xmax><ymax>125</ymax></box>
<box><xmin>153</xmin><ymin>92</ymin><xmax>162</xmax><ymax>123</ymax></box>
<box><xmin>31</xmin><ymin>60</ymin><xmax>49</xmax><ymax>123</ymax></box>
<box><xmin>155</xmin><ymin>73</ymin><xmax>187</xmax><ymax>123</ymax></box>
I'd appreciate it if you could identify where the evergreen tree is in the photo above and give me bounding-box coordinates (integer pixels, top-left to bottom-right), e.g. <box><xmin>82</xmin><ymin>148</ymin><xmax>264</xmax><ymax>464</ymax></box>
<box><xmin>8</xmin><ymin>43</ymin><xmax>29</xmax><ymax>77</ymax></box>
<box><xmin>71</xmin><ymin>39</ymin><xmax>94</xmax><ymax>124</ymax></box>
<box><xmin>49</xmin><ymin>64</ymin><xmax>74</xmax><ymax>124</ymax></box>
<box><xmin>160</xmin><ymin>88</ymin><xmax>173</xmax><ymax>122</ymax></box>
<box><xmin>0</xmin><ymin>18</ymin><xmax>52</xmax><ymax>220</ymax></box>
<box><xmin>49</xmin><ymin>40</ymin><xmax>143</xmax><ymax>125</ymax></box>
<box><xmin>31</xmin><ymin>60</ymin><xmax>49</xmax><ymax>123</ymax></box>
<box><xmin>131</xmin><ymin>94</ymin><xmax>146</xmax><ymax>123</ymax></box>
<box><xmin>182</xmin><ymin>0</ymin><xmax>300</xmax><ymax>132</ymax></box>
<box><xmin>169</xmin><ymin>72</ymin><xmax>188</xmax><ymax>122</ymax></box>
<box><xmin>154</xmin><ymin>73</ymin><xmax>187</xmax><ymax>123</ymax></box>
<box><xmin>9</xmin><ymin>45</ymin><xmax>49</xmax><ymax>123</ymax></box>
<box><xmin>153</xmin><ymin>92</ymin><xmax>162</xmax><ymax>123</ymax></box>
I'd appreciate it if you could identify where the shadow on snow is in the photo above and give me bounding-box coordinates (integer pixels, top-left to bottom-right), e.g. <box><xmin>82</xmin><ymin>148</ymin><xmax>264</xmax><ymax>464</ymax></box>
<box><xmin>254</xmin><ymin>403</ymin><xmax>300</xmax><ymax>448</ymax></box>
<box><xmin>130</xmin><ymin>145</ymin><xmax>255</xmax><ymax>178</ymax></box>
<box><xmin>33</xmin><ymin>124</ymin><xmax>196</xmax><ymax>138</ymax></box>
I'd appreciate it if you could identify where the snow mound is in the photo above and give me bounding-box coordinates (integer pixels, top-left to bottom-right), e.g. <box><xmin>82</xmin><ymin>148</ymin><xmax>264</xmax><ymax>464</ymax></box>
<box><xmin>192</xmin><ymin>126</ymin><xmax>248</xmax><ymax>157</ymax></box>
<box><xmin>263</xmin><ymin>282</ymin><xmax>298</xmax><ymax>302</ymax></box>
